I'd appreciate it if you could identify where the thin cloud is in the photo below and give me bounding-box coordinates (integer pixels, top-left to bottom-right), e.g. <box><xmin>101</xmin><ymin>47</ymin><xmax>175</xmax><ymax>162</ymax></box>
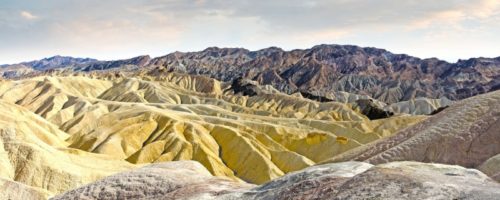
<box><xmin>20</xmin><ymin>11</ymin><xmax>38</xmax><ymax>20</ymax></box>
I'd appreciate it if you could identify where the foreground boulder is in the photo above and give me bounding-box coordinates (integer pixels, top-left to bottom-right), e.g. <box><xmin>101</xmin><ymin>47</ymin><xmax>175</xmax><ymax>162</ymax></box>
<box><xmin>228</xmin><ymin>161</ymin><xmax>374</xmax><ymax>199</ymax></box>
<box><xmin>53</xmin><ymin>161</ymin><xmax>500</xmax><ymax>200</ymax></box>
<box><xmin>51</xmin><ymin>161</ymin><xmax>253</xmax><ymax>200</ymax></box>
<box><xmin>330</xmin><ymin>162</ymin><xmax>500</xmax><ymax>200</ymax></box>
<box><xmin>479</xmin><ymin>154</ymin><xmax>500</xmax><ymax>182</ymax></box>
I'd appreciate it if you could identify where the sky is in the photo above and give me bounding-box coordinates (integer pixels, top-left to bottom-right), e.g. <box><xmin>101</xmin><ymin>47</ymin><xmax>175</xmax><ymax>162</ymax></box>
<box><xmin>0</xmin><ymin>0</ymin><xmax>499</xmax><ymax>64</ymax></box>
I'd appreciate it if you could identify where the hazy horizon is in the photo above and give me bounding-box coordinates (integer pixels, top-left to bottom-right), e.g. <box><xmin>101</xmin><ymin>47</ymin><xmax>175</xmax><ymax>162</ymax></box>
<box><xmin>1</xmin><ymin>0</ymin><xmax>499</xmax><ymax>64</ymax></box>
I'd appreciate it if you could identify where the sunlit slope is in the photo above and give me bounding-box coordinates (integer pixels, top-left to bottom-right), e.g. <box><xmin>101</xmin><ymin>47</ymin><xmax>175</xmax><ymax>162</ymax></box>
<box><xmin>0</xmin><ymin>100</ymin><xmax>135</xmax><ymax>197</ymax></box>
<box><xmin>0</xmin><ymin>75</ymin><xmax>425</xmax><ymax>184</ymax></box>
<box><xmin>324</xmin><ymin>90</ymin><xmax>500</xmax><ymax>171</ymax></box>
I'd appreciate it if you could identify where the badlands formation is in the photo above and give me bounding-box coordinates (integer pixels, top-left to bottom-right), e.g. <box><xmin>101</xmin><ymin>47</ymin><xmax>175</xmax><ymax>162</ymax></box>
<box><xmin>0</xmin><ymin>45</ymin><xmax>499</xmax><ymax>199</ymax></box>
<box><xmin>0</xmin><ymin>73</ymin><xmax>498</xmax><ymax>199</ymax></box>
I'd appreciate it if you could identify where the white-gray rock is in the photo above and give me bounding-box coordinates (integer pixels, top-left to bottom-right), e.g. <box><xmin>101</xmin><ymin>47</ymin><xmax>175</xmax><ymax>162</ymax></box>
<box><xmin>331</xmin><ymin>161</ymin><xmax>500</xmax><ymax>200</ymax></box>
<box><xmin>52</xmin><ymin>161</ymin><xmax>500</xmax><ymax>200</ymax></box>
<box><xmin>51</xmin><ymin>161</ymin><xmax>254</xmax><ymax>200</ymax></box>
<box><xmin>479</xmin><ymin>154</ymin><xmax>500</xmax><ymax>182</ymax></box>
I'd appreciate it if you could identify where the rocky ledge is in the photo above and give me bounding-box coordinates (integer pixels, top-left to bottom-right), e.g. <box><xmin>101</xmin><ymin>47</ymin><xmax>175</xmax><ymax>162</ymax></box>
<box><xmin>52</xmin><ymin>161</ymin><xmax>500</xmax><ymax>200</ymax></box>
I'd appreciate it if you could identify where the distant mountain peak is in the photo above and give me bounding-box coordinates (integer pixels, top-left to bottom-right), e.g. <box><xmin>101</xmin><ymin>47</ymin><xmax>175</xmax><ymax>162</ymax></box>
<box><xmin>20</xmin><ymin>56</ymin><xmax>98</xmax><ymax>70</ymax></box>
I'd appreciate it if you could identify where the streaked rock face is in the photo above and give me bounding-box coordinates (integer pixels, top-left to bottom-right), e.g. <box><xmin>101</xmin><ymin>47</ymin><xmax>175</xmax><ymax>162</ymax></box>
<box><xmin>53</xmin><ymin>161</ymin><xmax>500</xmax><ymax>200</ymax></box>
<box><xmin>325</xmin><ymin>90</ymin><xmax>500</xmax><ymax>172</ymax></box>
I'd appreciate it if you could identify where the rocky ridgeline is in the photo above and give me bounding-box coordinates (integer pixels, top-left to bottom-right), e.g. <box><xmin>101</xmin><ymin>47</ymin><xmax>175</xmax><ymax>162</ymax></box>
<box><xmin>2</xmin><ymin>45</ymin><xmax>499</xmax><ymax>104</ymax></box>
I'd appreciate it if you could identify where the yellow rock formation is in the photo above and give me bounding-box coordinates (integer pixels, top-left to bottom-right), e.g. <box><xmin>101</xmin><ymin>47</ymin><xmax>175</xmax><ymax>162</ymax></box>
<box><xmin>0</xmin><ymin>74</ymin><xmax>425</xmax><ymax>197</ymax></box>
<box><xmin>0</xmin><ymin>100</ymin><xmax>135</xmax><ymax>196</ymax></box>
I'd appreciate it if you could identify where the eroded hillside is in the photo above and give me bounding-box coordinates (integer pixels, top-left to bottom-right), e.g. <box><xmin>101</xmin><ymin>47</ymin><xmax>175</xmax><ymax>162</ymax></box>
<box><xmin>0</xmin><ymin>73</ymin><xmax>427</xmax><ymax>196</ymax></box>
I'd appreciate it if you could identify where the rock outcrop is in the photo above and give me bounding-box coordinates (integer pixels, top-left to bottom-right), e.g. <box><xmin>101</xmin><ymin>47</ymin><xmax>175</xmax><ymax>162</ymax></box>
<box><xmin>354</xmin><ymin>99</ymin><xmax>394</xmax><ymax>120</ymax></box>
<box><xmin>53</xmin><ymin>161</ymin><xmax>500</xmax><ymax>200</ymax></box>
<box><xmin>232</xmin><ymin>161</ymin><xmax>374</xmax><ymax>199</ymax></box>
<box><xmin>227</xmin><ymin>77</ymin><xmax>281</xmax><ymax>96</ymax></box>
<box><xmin>328</xmin><ymin>162</ymin><xmax>500</xmax><ymax>200</ymax></box>
<box><xmin>51</xmin><ymin>161</ymin><xmax>253</xmax><ymax>200</ymax></box>
<box><xmin>479</xmin><ymin>154</ymin><xmax>500</xmax><ymax>182</ymax></box>
<box><xmin>327</xmin><ymin>90</ymin><xmax>500</xmax><ymax>169</ymax></box>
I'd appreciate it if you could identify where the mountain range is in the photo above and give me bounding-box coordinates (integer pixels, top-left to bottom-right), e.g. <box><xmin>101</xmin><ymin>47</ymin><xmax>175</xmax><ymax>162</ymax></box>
<box><xmin>2</xmin><ymin>44</ymin><xmax>499</xmax><ymax>104</ymax></box>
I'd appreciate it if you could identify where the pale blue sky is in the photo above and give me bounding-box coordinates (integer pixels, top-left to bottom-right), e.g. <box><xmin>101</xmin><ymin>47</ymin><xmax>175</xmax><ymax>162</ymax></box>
<box><xmin>0</xmin><ymin>0</ymin><xmax>499</xmax><ymax>64</ymax></box>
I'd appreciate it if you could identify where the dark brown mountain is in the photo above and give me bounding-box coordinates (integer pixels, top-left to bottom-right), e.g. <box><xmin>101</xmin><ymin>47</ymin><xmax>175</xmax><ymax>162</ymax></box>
<box><xmin>2</xmin><ymin>45</ymin><xmax>499</xmax><ymax>103</ymax></box>
<box><xmin>149</xmin><ymin>45</ymin><xmax>500</xmax><ymax>103</ymax></box>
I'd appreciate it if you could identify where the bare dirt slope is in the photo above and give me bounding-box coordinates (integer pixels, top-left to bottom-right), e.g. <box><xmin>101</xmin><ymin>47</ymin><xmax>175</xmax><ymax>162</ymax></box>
<box><xmin>326</xmin><ymin>90</ymin><xmax>500</xmax><ymax>169</ymax></box>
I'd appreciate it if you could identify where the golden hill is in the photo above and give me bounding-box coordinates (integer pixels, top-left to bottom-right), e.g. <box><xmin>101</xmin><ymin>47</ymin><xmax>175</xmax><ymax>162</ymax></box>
<box><xmin>0</xmin><ymin>74</ymin><xmax>426</xmax><ymax>197</ymax></box>
<box><xmin>0</xmin><ymin>99</ymin><xmax>135</xmax><ymax>198</ymax></box>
